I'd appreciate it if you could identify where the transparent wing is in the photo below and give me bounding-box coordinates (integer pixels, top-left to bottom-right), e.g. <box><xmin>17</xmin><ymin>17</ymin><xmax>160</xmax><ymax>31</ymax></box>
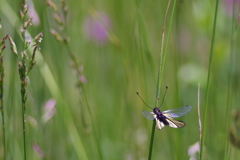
<box><xmin>166</xmin><ymin>118</ymin><xmax>186</xmax><ymax>128</ymax></box>
<box><xmin>142</xmin><ymin>111</ymin><xmax>155</xmax><ymax>120</ymax></box>
<box><xmin>162</xmin><ymin>105</ymin><xmax>192</xmax><ymax>118</ymax></box>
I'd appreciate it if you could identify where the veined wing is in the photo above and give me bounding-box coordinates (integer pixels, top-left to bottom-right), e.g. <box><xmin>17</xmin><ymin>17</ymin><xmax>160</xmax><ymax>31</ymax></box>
<box><xmin>142</xmin><ymin>111</ymin><xmax>155</xmax><ymax>120</ymax></box>
<box><xmin>162</xmin><ymin>105</ymin><xmax>192</xmax><ymax>118</ymax></box>
<box><xmin>166</xmin><ymin>118</ymin><xmax>186</xmax><ymax>128</ymax></box>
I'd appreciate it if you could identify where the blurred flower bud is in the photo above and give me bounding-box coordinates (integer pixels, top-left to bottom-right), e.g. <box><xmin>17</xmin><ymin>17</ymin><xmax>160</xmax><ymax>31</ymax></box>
<box><xmin>82</xmin><ymin>11</ymin><xmax>111</xmax><ymax>44</ymax></box>
<box><xmin>33</xmin><ymin>143</ymin><xmax>44</xmax><ymax>158</ymax></box>
<box><xmin>42</xmin><ymin>99</ymin><xmax>56</xmax><ymax>123</ymax></box>
<box><xmin>188</xmin><ymin>142</ymin><xmax>200</xmax><ymax>160</ymax></box>
<box><xmin>78</xmin><ymin>75</ymin><xmax>87</xmax><ymax>84</ymax></box>
<box><xmin>27</xmin><ymin>0</ymin><xmax>40</xmax><ymax>26</ymax></box>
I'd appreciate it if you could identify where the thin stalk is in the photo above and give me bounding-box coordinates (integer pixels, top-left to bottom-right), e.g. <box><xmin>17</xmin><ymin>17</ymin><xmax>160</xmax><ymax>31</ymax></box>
<box><xmin>63</xmin><ymin>40</ymin><xmax>85</xmax><ymax>89</ymax></box>
<box><xmin>18</xmin><ymin>51</ymin><xmax>28</xmax><ymax>160</ymax></box>
<box><xmin>8</xmin><ymin>2</ymin><xmax>42</xmax><ymax>160</ymax></box>
<box><xmin>148</xmin><ymin>121</ymin><xmax>156</xmax><ymax>160</ymax></box>
<box><xmin>155</xmin><ymin>0</ymin><xmax>171</xmax><ymax>105</ymax></box>
<box><xmin>19</xmin><ymin>1</ymin><xmax>29</xmax><ymax>159</ymax></box>
<box><xmin>148</xmin><ymin>0</ymin><xmax>174</xmax><ymax>159</ymax></box>
<box><xmin>20</xmin><ymin>1</ymin><xmax>27</xmax><ymax>158</ymax></box>
<box><xmin>0</xmin><ymin>37</ymin><xmax>6</xmax><ymax>160</ymax></box>
<box><xmin>21</xmin><ymin>88</ymin><xmax>27</xmax><ymax>160</ymax></box>
<box><xmin>48</xmin><ymin>2</ymin><xmax>99</xmax><ymax>158</ymax></box>
<box><xmin>82</xmin><ymin>88</ymin><xmax>103</xmax><ymax>160</ymax></box>
<box><xmin>59</xmin><ymin>13</ymin><xmax>102</xmax><ymax>160</ymax></box>
<box><xmin>224</xmin><ymin>0</ymin><xmax>237</xmax><ymax>159</ymax></box>
<box><xmin>0</xmin><ymin>79</ymin><xmax>6</xmax><ymax>160</ymax></box>
<box><xmin>198</xmin><ymin>83</ymin><xmax>202</xmax><ymax>148</ymax></box>
<box><xmin>161</xmin><ymin>0</ymin><xmax>177</xmax><ymax>84</ymax></box>
<box><xmin>199</xmin><ymin>0</ymin><xmax>219</xmax><ymax>159</ymax></box>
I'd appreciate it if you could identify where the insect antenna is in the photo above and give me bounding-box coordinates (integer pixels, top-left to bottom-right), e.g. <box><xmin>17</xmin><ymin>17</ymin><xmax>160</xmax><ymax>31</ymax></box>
<box><xmin>159</xmin><ymin>86</ymin><xmax>168</xmax><ymax>108</ymax></box>
<box><xmin>136</xmin><ymin>92</ymin><xmax>153</xmax><ymax>109</ymax></box>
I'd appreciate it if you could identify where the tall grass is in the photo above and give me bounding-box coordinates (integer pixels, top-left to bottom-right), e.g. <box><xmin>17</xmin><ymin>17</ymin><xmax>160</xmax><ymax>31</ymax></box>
<box><xmin>47</xmin><ymin>1</ymin><xmax>103</xmax><ymax>159</ymax></box>
<box><xmin>0</xmin><ymin>32</ymin><xmax>7</xmax><ymax>160</ymax></box>
<box><xmin>200</xmin><ymin>0</ymin><xmax>219</xmax><ymax>159</ymax></box>
<box><xmin>224</xmin><ymin>1</ymin><xmax>240</xmax><ymax>159</ymax></box>
<box><xmin>147</xmin><ymin>0</ymin><xmax>176</xmax><ymax>159</ymax></box>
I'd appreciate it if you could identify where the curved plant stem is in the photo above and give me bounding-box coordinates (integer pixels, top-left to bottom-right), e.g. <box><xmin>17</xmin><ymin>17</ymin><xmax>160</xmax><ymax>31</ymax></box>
<box><xmin>160</xmin><ymin>0</ymin><xmax>177</xmax><ymax>90</ymax></box>
<box><xmin>155</xmin><ymin>0</ymin><xmax>171</xmax><ymax>105</ymax></box>
<box><xmin>200</xmin><ymin>0</ymin><xmax>219</xmax><ymax>159</ymax></box>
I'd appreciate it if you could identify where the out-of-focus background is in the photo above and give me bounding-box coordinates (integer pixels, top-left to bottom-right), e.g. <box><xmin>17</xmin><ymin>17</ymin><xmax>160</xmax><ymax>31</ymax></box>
<box><xmin>0</xmin><ymin>0</ymin><xmax>240</xmax><ymax>159</ymax></box>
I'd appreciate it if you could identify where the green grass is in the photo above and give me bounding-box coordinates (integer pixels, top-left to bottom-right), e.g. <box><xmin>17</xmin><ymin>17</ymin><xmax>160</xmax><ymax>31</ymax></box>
<box><xmin>0</xmin><ymin>0</ymin><xmax>240</xmax><ymax>160</ymax></box>
<box><xmin>200</xmin><ymin>0</ymin><xmax>219</xmax><ymax>159</ymax></box>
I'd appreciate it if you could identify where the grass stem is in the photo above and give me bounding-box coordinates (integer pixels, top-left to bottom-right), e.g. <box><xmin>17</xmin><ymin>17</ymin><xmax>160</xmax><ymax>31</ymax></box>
<box><xmin>224</xmin><ymin>1</ymin><xmax>238</xmax><ymax>159</ymax></box>
<box><xmin>47</xmin><ymin>1</ymin><xmax>100</xmax><ymax>159</ymax></box>
<box><xmin>199</xmin><ymin>0</ymin><xmax>219</xmax><ymax>159</ymax></box>
<box><xmin>148</xmin><ymin>121</ymin><xmax>156</xmax><ymax>160</ymax></box>
<box><xmin>147</xmin><ymin>0</ymin><xmax>175</xmax><ymax>159</ymax></box>
<box><xmin>0</xmin><ymin>35</ymin><xmax>7</xmax><ymax>160</ymax></box>
<box><xmin>21</xmin><ymin>99</ymin><xmax>27</xmax><ymax>160</ymax></box>
<box><xmin>198</xmin><ymin>83</ymin><xmax>202</xmax><ymax>159</ymax></box>
<box><xmin>155</xmin><ymin>0</ymin><xmax>171</xmax><ymax>105</ymax></box>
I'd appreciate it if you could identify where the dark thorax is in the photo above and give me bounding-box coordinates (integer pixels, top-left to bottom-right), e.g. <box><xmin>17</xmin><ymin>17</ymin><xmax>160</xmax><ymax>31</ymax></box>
<box><xmin>153</xmin><ymin>108</ymin><xmax>169</xmax><ymax>125</ymax></box>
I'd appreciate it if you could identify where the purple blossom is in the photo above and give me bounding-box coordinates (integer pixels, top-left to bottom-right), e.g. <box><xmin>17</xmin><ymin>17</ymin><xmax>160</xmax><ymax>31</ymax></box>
<box><xmin>83</xmin><ymin>11</ymin><xmax>111</xmax><ymax>44</ymax></box>
<box><xmin>33</xmin><ymin>143</ymin><xmax>44</xmax><ymax>158</ymax></box>
<box><xmin>42</xmin><ymin>99</ymin><xmax>56</xmax><ymax>123</ymax></box>
<box><xmin>188</xmin><ymin>142</ymin><xmax>200</xmax><ymax>160</ymax></box>
<box><xmin>78</xmin><ymin>75</ymin><xmax>87</xmax><ymax>84</ymax></box>
<box><xmin>222</xmin><ymin>0</ymin><xmax>240</xmax><ymax>15</ymax></box>
<box><xmin>27</xmin><ymin>0</ymin><xmax>40</xmax><ymax>26</ymax></box>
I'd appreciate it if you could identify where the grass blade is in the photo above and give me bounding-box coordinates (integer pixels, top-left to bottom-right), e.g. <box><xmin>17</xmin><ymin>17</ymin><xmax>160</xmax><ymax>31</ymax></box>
<box><xmin>148</xmin><ymin>121</ymin><xmax>156</xmax><ymax>160</ymax></box>
<box><xmin>199</xmin><ymin>0</ymin><xmax>219</xmax><ymax>159</ymax></box>
<box><xmin>148</xmin><ymin>0</ymin><xmax>176</xmax><ymax>159</ymax></box>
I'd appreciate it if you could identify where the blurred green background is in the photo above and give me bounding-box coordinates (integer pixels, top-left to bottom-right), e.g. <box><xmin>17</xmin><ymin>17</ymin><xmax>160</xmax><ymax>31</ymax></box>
<box><xmin>0</xmin><ymin>0</ymin><xmax>240</xmax><ymax>159</ymax></box>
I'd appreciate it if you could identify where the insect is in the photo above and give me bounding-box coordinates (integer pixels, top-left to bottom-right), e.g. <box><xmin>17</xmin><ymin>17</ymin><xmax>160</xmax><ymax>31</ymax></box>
<box><xmin>136</xmin><ymin>87</ymin><xmax>192</xmax><ymax>130</ymax></box>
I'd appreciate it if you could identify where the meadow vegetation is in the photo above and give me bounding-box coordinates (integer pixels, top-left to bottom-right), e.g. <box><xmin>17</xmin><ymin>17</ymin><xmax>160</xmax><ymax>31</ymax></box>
<box><xmin>0</xmin><ymin>0</ymin><xmax>239</xmax><ymax>160</ymax></box>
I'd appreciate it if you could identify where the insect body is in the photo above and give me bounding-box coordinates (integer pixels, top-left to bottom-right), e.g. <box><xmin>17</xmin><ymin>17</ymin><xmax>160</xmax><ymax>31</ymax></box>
<box><xmin>142</xmin><ymin>105</ymin><xmax>192</xmax><ymax>129</ymax></box>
